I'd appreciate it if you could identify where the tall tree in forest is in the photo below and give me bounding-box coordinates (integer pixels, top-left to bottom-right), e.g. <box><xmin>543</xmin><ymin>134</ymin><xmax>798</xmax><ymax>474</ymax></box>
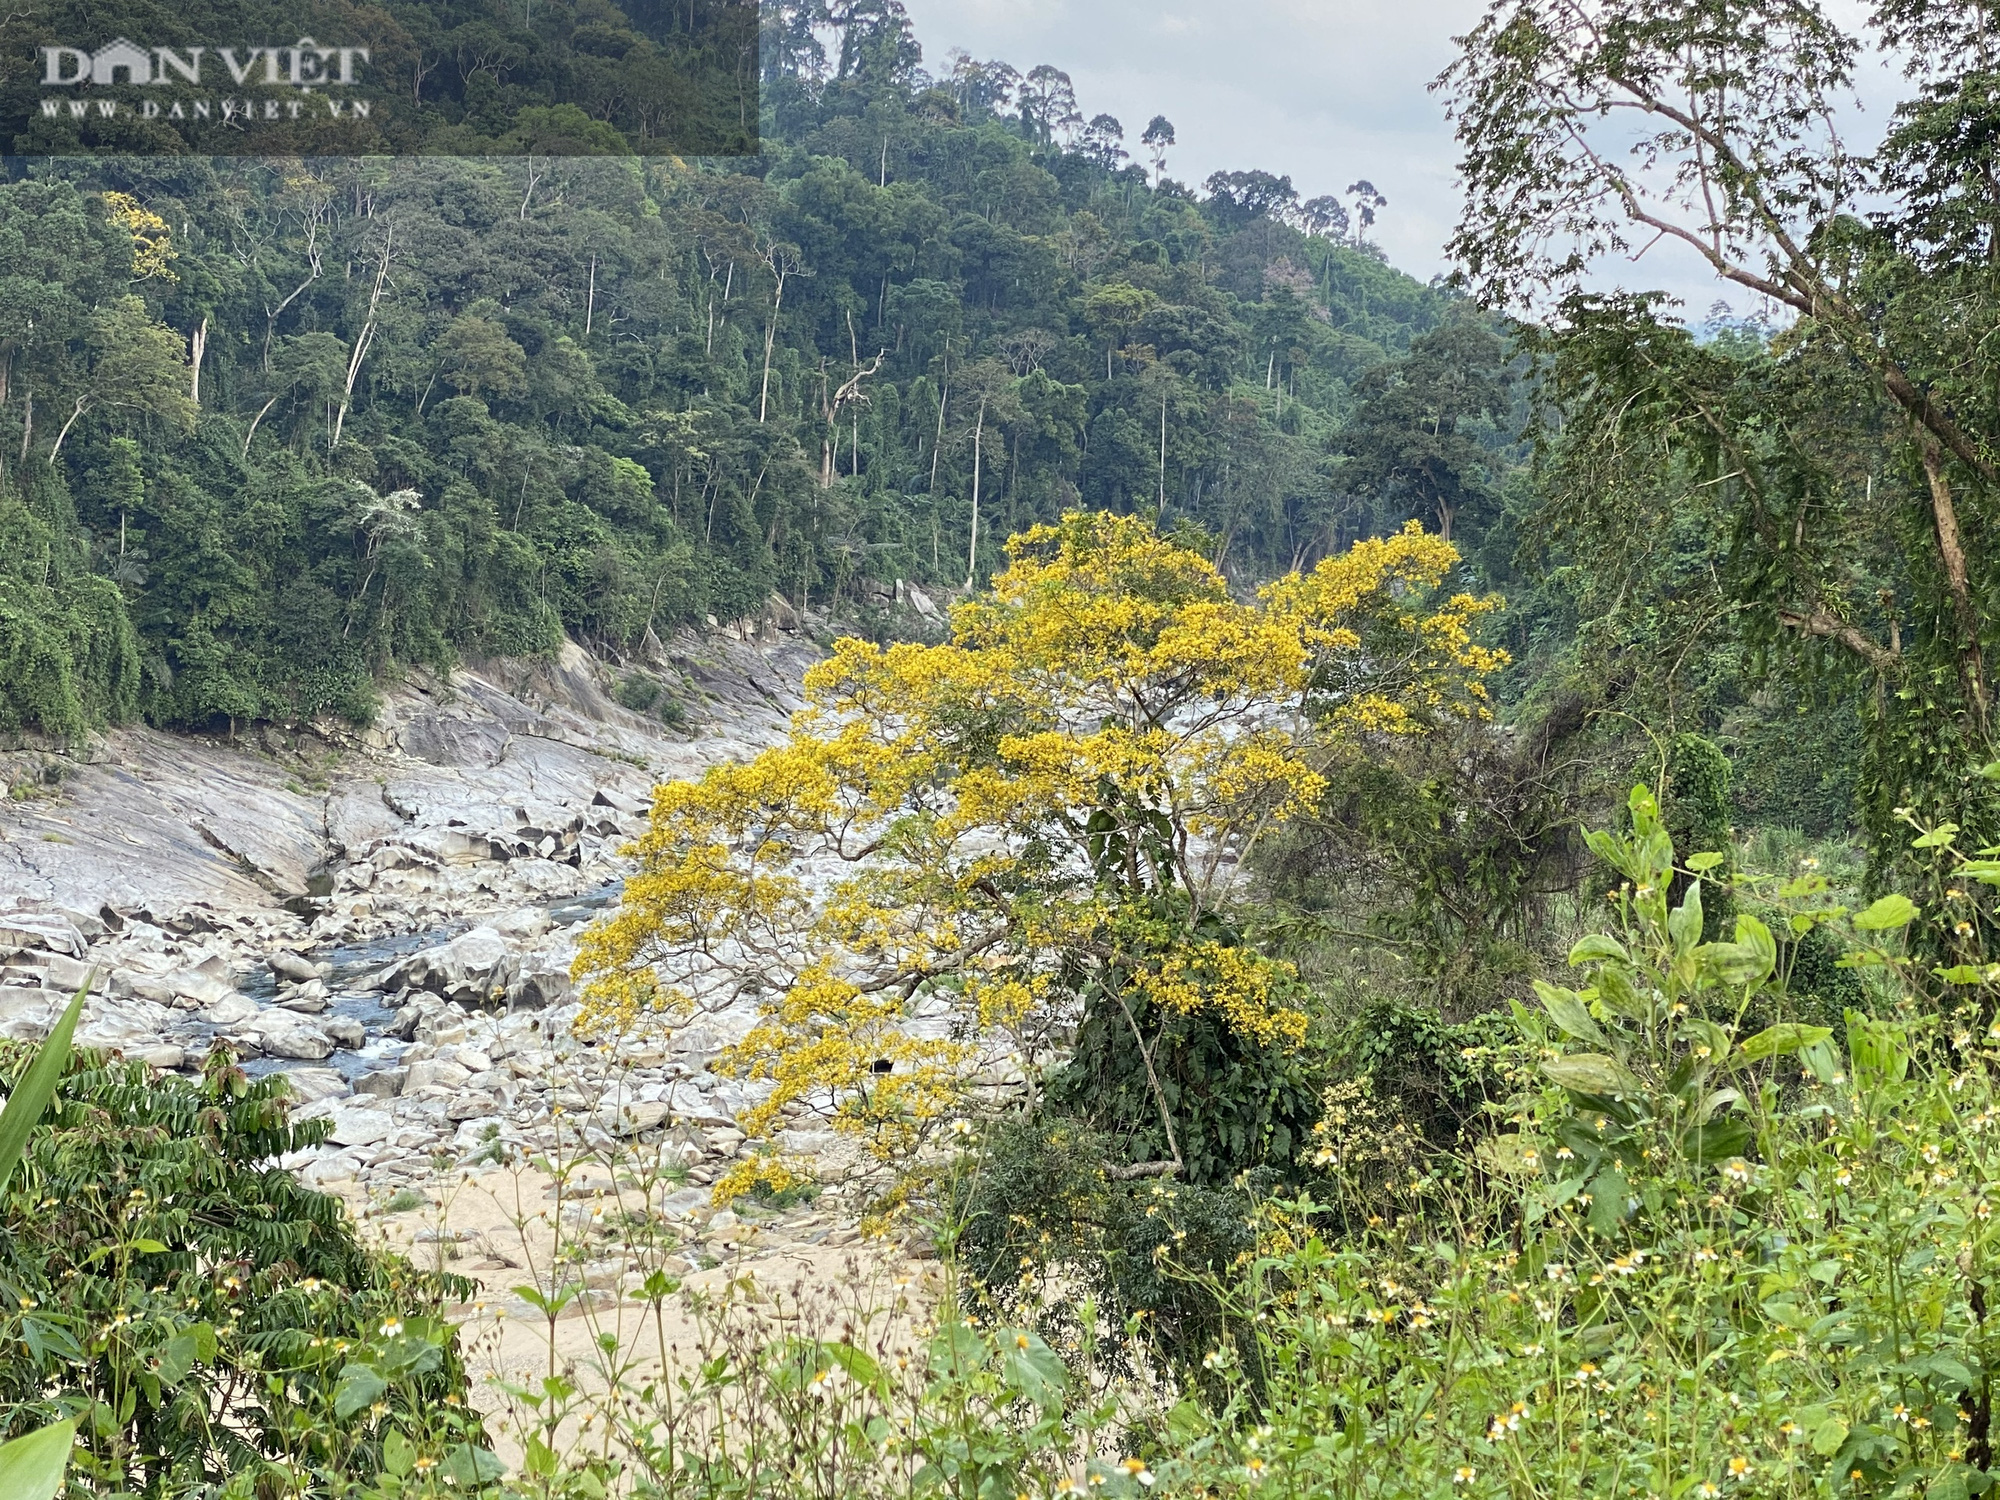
<box><xmin>1339</xmin><ymin>320</ymin><xmax>1512</xmax><ymax>543</ymax></box>
<box><xmin>1142</xmin><ymin>116</ymin><xmax>1176</xmax><ymax>185</ymax></box>
<box><xmin>1441</xmin><ymin>0</ymin><xmax>2000</xmax><ymax>860</ymax></box>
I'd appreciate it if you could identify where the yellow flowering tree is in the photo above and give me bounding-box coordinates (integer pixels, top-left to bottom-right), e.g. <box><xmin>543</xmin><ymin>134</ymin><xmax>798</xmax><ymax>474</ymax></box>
<box><xmin>574</xmin><ymin>512</ymin><xmax>1506</xmax><ymax>1200</ymax></box>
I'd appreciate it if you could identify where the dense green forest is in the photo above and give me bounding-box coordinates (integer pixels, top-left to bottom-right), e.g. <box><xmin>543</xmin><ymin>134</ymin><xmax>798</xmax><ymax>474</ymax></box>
<box><xmin>20</xmin><ymin>1</ymin><xmax>2000</xmax><ymax>1496</ymax></box>
<box><xmin>0</xmin><ymin>0</ymin><xmax>1486</xmax><ymax>745</ymax></box>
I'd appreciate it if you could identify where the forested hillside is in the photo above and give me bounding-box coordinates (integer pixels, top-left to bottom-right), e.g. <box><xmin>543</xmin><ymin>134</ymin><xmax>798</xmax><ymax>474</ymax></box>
<box><xmin>0</xmin><ymin>1</ymin><xmax>1507</xmax><ymax>740</ymax></box>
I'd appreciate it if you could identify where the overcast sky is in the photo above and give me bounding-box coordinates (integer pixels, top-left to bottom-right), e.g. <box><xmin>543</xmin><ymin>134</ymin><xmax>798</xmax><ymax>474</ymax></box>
<box><xmin>895</xmin><ymin>0</ymin><xmax>1871</xmax><ymax>318</ymax></box>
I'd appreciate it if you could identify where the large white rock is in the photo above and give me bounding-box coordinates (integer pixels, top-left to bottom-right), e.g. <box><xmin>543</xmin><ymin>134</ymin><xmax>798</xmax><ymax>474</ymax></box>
<box><xmin>324</xmin><ymin>1107</ymin><xmax>394</xmax><ymax>1147</ymax></box>
<box><xmin>267</xmin><ymin>950</ymin><xmax>319</xmax><ymax>983</ymax></box>
<box><xmin>0</xmin><ymin>912</ymin><xmax>86</xmax><ymax>957</ymax></box>
<box><xmin>595</xmin><ymin>1099</ymin><xmax>672</xmax><ymax>1136</ymax></box>
<box><xmin>171</xmin><ymin>967</ymin><xmax>237</xmax><ymax>1009</ymax></box>
<box><xmin>200</xmin><ymin>993</ymin><xmax>261</xmax><ymax>1026</ymax></box>
<box><xmin>283</xmin><ymin>1068</ymin><xmax>351</xmax><ymax>1105</ymax></box>
<box><xmin>249</xmin><ymin>1021</ymin><xmax>334</xmax><ymax>1061</ymax></box>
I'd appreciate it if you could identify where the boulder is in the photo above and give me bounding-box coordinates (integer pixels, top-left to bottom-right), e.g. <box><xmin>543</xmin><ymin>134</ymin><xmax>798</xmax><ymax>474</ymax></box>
<box><xmin>123</xmin><ymin>976</ymin><xmax>179</xmax><ymax>1006</ymax></box>
<box><xmin>267</xmin><ymin>950</ymin><xmax>319</xmax><ymax>983</ymax></box>
<box><xmin>169</xmin><ymin>966</ymin><xmax>236</xmax><ymax>1009</ymax></box>
<box><xmin>7</xmin><ymin>951</ymin><xmax>99</xmax><ymax>994</ymax></box>
<box><xmin>596</xmin><ymin>1099</ymin><xmax>672</xmax><ymax>1136</ymax></box>
<box><xmin>491</xmin><ymin>906</ymin><xmax>552</xmax><ymax>940</ymax></box>
<box><xmin>274</xmin><ymin>980</ymin><xmax>331</xmax><ymax>1014</ymax></box>
<box><xmin>322</xmin><ymin>1017</ymin><xmax>365</xmax><ymax>1049</ymax></box>
<box><xmin>0</xmin><ymin>912</ymin><xmax>86</xmax><ymax>958</ymax></box>
<box><xmin>283</xmin><ymin>1068</ymin><xmax>351</xmax><ymax>1105</ymax></box>
<box><xmin>200</xmin><ymin>993</ymin><xmax>261</xmax><ymax>1027</ymax></box>
<box><xmin>406</xmin><ymin>1058</ymin><xmax>472</xmax><ymax>1093</ymax></box>
<box><xmin>353</xmin><ymin>1067</ymin><xmax>406</xmax><ymax>1099</ymax></box>
<box><xmin>506</xmin><ymin>965</ymin><xmax>571</xmax><ymax>1010</ymax></box>
<box><xmin>382</xmin><ymin>926</ymin><xmax>514</xmax><ymax>1003</ymax></box>
<box><xmin>249</xmin><ymin>1021</ymin><xmax>334</xmax><ymax>1061</ymax></box>
<box><xmin>324</xmin><ymin>1106</ymin><xmax>394</xmax><ymax>1147</ymax></box>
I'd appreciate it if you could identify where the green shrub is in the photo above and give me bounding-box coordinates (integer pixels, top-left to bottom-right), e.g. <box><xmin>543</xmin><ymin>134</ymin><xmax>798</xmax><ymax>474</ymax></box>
<box><xmin>0</xmin><ymin>1043</ymin><xmax>496</xmax><ymax>1497</ymax></box>
<box><xmin>952</xmin><ymin>1115</ymin><xmax>1260</xmax><ymax>1379</ymax></box>
<box><xmin>1143</xmin><ymin>786</ymin><xmax>1999</xmax><ymax>1498</ymax></box>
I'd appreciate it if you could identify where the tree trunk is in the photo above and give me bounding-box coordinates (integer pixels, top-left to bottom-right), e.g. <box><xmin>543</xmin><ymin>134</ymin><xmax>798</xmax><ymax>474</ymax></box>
<box><xmin>1918</xmin><ymin>437</ymin><xmax>1990</xmax><ymax>728</ymax></box>
<box><xmin>48</xmin><ymin>396</ymin><xmax>90</xmax><ymax>464</ymax></box>
<box><xmin>190</xmin><ymin>317</ymin><xmax>207</xmax><ymax>406</ymax></box>
<box><xmin>758</xmin><ymin>266</ymin><xmax>787</xmax><ymax>424</ymax></box>
<box><xmin>965</xmin><ymin>395</ymin><xmax>986</xmax><ymax>590</ymax></box>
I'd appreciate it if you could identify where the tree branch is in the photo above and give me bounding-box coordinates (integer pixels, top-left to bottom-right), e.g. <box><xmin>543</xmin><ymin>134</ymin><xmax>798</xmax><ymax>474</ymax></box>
<box><xmin>1776</xmin><ymin>607</ymin><xmax>1900</xmax><ymax>672</ymax></box>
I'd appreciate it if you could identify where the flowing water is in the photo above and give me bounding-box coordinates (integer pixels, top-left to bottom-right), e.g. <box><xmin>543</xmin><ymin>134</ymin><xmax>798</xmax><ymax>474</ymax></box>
<box><xmin>232</xmin><ymin>879</ymin><xmax>626</xmax><ymax>1083</ymax></box>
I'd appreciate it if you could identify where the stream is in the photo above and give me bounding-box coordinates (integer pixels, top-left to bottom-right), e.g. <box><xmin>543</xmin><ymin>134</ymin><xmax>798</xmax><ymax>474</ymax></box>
<box><xmin>231</xmin><ymin>879</ymin><xmax>627</xmax><ymax>1084</ymax></box>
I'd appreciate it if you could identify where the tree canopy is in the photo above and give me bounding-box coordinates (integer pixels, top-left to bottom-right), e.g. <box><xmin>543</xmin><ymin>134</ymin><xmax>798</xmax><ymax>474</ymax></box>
<box><xmin>573</xmin><ymin>511</ymin><xmax>1504</xmax><ymax>1194</ymax></box>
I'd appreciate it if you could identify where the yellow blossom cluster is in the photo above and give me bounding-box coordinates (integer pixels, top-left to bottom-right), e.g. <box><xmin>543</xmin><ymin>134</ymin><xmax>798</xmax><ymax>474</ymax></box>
<box><xmin>572</xmin><ymin>511</ymin><xmax>1505</xmax><ymax>1203</ymax></box>
<box><xmin>102</xmin><ymin>192</ymin><xmax>178</xmax><ymax>283</ymax></box>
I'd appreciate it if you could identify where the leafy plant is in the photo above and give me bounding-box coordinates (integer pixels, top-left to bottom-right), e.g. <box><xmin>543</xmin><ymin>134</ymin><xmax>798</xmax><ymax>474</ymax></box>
<box><xmin>0</xmin><ymin>979</ymin><xmax>87</xmax><ymax>1194</ymax></box>
<box><xmin>1140</xmin><ymin>789</ymin><xmax>2000</xmax><ymax>1498</ymax></box>
<box><xmin>0</xmin><ymin>1041</ymin><xmax>497</xmax><ymax>1495</ymax></box>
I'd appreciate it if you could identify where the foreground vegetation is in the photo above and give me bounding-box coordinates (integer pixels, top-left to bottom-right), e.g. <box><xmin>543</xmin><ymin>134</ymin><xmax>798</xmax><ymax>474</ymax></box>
<box><xmin>17</xmin><ymin>0</ymin><xmax>2000</xmax><ymax>1493</ymax></box>
<box><xmin>15</xmin><ymin>781</ymin><xmax>2000</xmax><ymax>1500</ymax></box>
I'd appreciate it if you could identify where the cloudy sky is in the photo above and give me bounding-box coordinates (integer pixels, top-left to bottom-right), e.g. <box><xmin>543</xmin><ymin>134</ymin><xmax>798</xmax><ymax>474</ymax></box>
<box><xmin>895</xmin><ymin>0</ymin><xmax>1866</xmax><ymax>317</ymax></box>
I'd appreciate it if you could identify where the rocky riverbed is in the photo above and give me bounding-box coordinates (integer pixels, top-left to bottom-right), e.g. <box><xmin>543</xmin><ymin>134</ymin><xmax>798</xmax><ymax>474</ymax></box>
<box><xmin>0</xmin><ymin>621</ymin><xmax>881</xmax><ymax>1219</ymax></box>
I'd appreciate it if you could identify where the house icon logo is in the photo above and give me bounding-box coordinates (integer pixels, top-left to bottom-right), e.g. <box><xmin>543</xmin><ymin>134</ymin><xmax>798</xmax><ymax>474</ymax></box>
<box><xmin>39</xmin><ymin>38</ymin><xmax>373</xmax><ymax>87</ymax></box>
<box><xmin>90</xmin><ymin>39</ymin><xmax>152</xmax><ymax>85</ymax></box>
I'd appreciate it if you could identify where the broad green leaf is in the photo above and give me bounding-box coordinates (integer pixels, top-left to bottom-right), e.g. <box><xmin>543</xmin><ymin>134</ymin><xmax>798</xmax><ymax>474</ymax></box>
<box><xmin>332</xmin><ymin>1362</ymin><xmax>389</xmax><ymax>1419</ymax></box>
<box><xmin>823</xmin><ymin>1340</ymin><xmax>886</xmax><ymax>1397</ymax></box>
<box><xmin>1761</xmin><ymin>1297</ymin><xmax>1809</xmax><ymax>1330</ymax></box>
<box><xmin>1533</xmin><ymin>981</ymin><xmax>1605</xmax><ymax>1046</ymax></box>
<box><xmin>1595</xmin><ymin>965</ymin><xmax>1644</xmax><ymax>1018</ymax></box>
<box><xmin>1684</xmin><ymin>1116</ymin><xmax>1754</xmax><ymax>1165</ymax></box>
<box><xmin>1694</xmin><ymin>1087</ymin><xmax>1742</xmax><ymax>1124</ymax></box>
<box><xmin>1913</xmin><ymin>823</ymin><xmax>1959</xmax><ymax>849</ymax></box>
<box><xmin>1543</xmin><ymin>1053</ymin><xmax>1642</xmax><ymax>1096</ymax></box>
<box><xmin>1699</xmin><ymin>941</ymin><xmax>1770</xmax><ymax>988</ymax></box>
<box><xmin>1666</xmin><ymin>881</ymin><xmax>1704</xmax><ymax>954</ymax></box>
<box><xmin>1739</xmin><ymin>1023</ymin><xmax>1834</xmax><ymax>1062</ymax></box>
<box><xmin>1683</xmin><ymin>1019</ymin><xmax>1733</xmax><ymax>1065</ymax></box>
<box><xmin>442</xmin><ymin>1445</ymin><xmax>507</xmax><ymax>1486</ymax></box>
<box><xmin>1919</xmin><ymin>1353</ymin><xmax>1978</xmax><ymax>1389</ymax></box>
<box><xmin>1627</xmin><ymin>784</ymin><xmax>1660</xmax><ymax>832</ymax></box>
<box><xmin>1977</xmin><ymin>760</ymin><xmax>2000</xmax><ymax>781</ymax></box>
<box><xmin>1800</xmin><ymin>1040</ymin><xmax>1840</xmax><ymax>1088</ymax></box>
<box><xmin>1586</xmin><ymin>1169</ymin><xmax>1627</xmax><ymax>1236</ymax></box>
<box><xmin>1853</xmin><ymin>894</ymin><xmax>1919</xmax><ymax>931</ymax></box>
<box><xmin>1567</xmin><ymin>934</ymin><xmax>1629</xmax><ymax>966</ymax></box>
<box><xmin>155</xmin><ymin>1331</ymin><xmax>201</xmax><ymax>1386</ymax></box>
<box><xmin>383</xmin><ymin>1429</ymin><xmax>416</xmax><ymax>1479</ymax></box>
<box><xmin>1850</xmin><ymin>1015</ymin><xmax>1911</xmax><ymax>1088</ymax></box>
<box><xmin>999</xmin><ymin>1329</ymin><xmax>1067</xmax><ymax>1409</ymax></box>
<box><xmin>1735</xmin><ymin>913</ymin><xmax>1777</xmax><ymax>971</ymax></box>
<box><xmin>0</xmin><ymin>979</ymin><xmax>90</xmax><ymax>1195</ymax></box>
<box><xmin>1812</xmin><ymin>1417</ymin><xmax>1849</xmax><ymax>1456</ymax></box>
<box><xmin>0</xmin><ymin>1419</ymin><xmax>74</xmax><ymax>1500</ymax></box>
<box><xmin>1686</xmin><ymin>851</ymin><xmax>1726</xmax><ymax>872</ymax></box>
